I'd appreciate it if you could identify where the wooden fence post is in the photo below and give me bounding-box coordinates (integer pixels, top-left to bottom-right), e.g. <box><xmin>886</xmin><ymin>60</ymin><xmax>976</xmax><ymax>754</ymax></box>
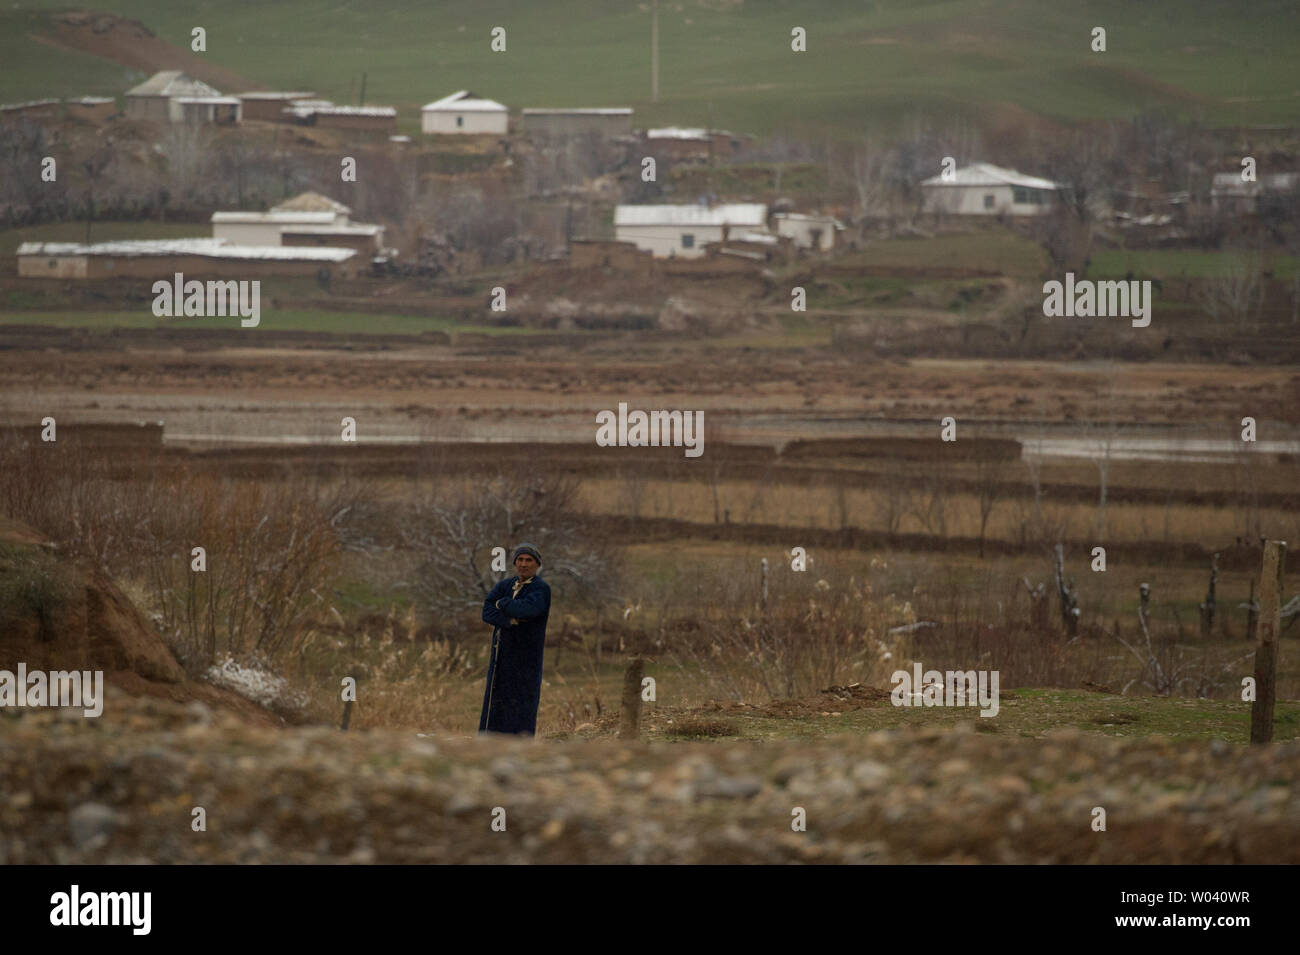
<box><xmin>1200</xmin><ymin>553</ymin><xmax>1218</xmax><ymax>638</ymax></box>
<box><xmin>619</xmin><ymin>657</ymin><xmax>645</xmax><ymax>740</ymax></box>
<box><xmin>1250</xmin><ymin>540</ymin><xmax>1285</xmax><ymax>744</ymax></box>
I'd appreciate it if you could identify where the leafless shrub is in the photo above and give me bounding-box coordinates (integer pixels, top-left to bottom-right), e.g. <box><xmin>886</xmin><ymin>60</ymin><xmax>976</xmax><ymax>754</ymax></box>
<box><xmin>1195</xmin><ymin>248</ymin><xmax>1264</xmax><ymax>326</ymax></box>
<box><xmin>0</xmin><ymin>436</ymin><xmax>359</xmax><ymax>671</ymax></box>
<box><xmin>668</xmin><ymin>573</ymin><xmax>896</xmax><ymax>701</ymax></box>
<box><xmin>398</xmin><ymin>471</ymin><xmax>618</xmax><ymax>621</ymax></box>
<box><xmin>1111</xmin><ymin>596</ymin><xmax>1252</xmax><ymax>697</ymax></box>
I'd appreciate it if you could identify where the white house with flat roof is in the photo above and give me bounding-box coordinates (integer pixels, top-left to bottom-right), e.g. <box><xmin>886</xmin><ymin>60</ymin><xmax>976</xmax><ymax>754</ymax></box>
<box><xmin>210</xmin><ymin>192</ymin><xmax>386</xmax><ymax>251</ymax></box>
<box><xmin>211</xmin><ymin>211</ymin><xmax>337</xmax><ymax>246</ymax></box>
<box><xmin>614</xmin><ymin>203</ymin><xmax>768</xmax><ymax>258</ymax></box>
<box><xmin>920</xmin><ymin>162</ymin><xmax>1062</xmax><ymax>216</ymax></box>
<box><xmin>422</xmin><ymin>90</ymin><xmax>508</xmax><ymax>134</ymax></box>
<box><xmin>773</xmin><ymin>212</ymin><xmax>844</xmax><ymax>251</ymax></box>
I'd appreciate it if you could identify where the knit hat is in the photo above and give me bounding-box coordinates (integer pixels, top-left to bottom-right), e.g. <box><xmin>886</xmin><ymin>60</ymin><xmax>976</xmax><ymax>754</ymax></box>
<box><xmin>511</xmin><ymin>543</ymin><xmax>542</xmax><ymax>565</ymax></box>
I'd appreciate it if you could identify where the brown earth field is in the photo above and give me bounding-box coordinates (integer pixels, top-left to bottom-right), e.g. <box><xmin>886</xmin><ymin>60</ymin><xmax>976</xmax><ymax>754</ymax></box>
<box><xmin>1</xmin><ymin>331</ymin><xmax>1298</xmax><ymax>437</ymax></box>
<box><xmin>3</xmin><ymin>689</ymin><xmax>1298</xmax><ymax>863</ymax></box>
<box><xmin>35</xmin><ymin>10</ymin><xmax>262</xmax><ymax>93</ymax></box>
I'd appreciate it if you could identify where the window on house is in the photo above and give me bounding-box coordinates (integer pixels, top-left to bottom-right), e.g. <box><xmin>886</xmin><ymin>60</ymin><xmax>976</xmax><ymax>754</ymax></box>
<box><xmin>456</xmin><ymin>115</ymin><xmax>463</xmax><ymax>127</ymax></box>
<box><xmin>681</xmin><ymin>234</ymin><xmax>695</xmax><ymax>248</ymax></box>
<box><xmin>983</xmin><ymin>194</ymin><xmax>995</xmax><ymax>210</ymax></box>
<box><xmin>1013</xmin><ymin>188</ymin><xmax>1028</xmax><ymax>203</ymax></box>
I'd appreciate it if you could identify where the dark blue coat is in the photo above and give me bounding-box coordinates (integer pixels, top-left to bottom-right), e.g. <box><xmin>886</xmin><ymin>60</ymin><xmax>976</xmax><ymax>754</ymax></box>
<box><xmin>478</xmin><ymin>574</ymin><xmax>551</xmax><ymax>735</ymax></box>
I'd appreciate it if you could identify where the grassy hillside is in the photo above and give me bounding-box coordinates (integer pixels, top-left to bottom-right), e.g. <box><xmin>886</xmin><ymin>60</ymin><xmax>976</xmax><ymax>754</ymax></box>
<box><xmin>3</xmin><ymin>0</ymin><xmax>1298</xmax><ymax>134</ymax></box>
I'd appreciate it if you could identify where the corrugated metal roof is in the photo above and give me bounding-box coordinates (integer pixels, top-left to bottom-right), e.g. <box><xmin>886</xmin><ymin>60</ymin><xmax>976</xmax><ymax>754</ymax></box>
<box><xmin>920</xmin><ymin>162</ymin><xmax>1061</xmax><ymax>190</ymax></box>
<box><xmin>236</xmin><ymin>91</ymin><xmax>316</xmax><ymax>100</ymax></box>
<box><xmin>287</xmin><ymin>104</ymin><xmax>396</xmax><ymax>118</ymax></box>
<box><xmin>270</xmin><ymin>192</ymin><xmax>352</xmax><ymax>216</ymax></box>
<box><xmin>280</xmin><ymin>225</ymin><xmax>382</xmax><ymax>236</ymax></box>
<box><xmin>125</xmin><ymin>71</ymin><xmax>221</xmax><ymax>99</ymax></box>
<box><xmin>0</xmin><ymin>98</ymin><xmax>60</xmax><ymax>111</ymax></box>
<box><xmin>523</xmin><ymin>107</ymin><xmax>633</xmax><ymax>115</ymax></box>
<box><xmin>423</xmin><ymin>90</ymin><xmax>508</xmax><ymax>112</ymax></box>
<box><xmin>18</xmin><ymin>239</ymin><xmax>356</xmax><ymax>262</ymax></box>
<box><xmin>1211</xmin><ymin>172</ymin><xmax>1299</xmax><ymax>195</ymax></box>
<box><xmin>211</xmin><ymin>211</ymin><xmax>337</xmax><ymax>224</ymax></box>
<box><xmin>614</xmin><ymin>203</ymin><xmax>767</xmax><ymax>227</ymax></box>
<box><xmin>774</xmin><ymin>212</ymin><xmax>846</xmax><ymax>228</ymax></box>
<box><xmin>647</xmin><ymin>127</ymin><xmax>717</xmax><ymax>140</ymax></box>
<box><xmin>173</xmin><ymin>96</ymin><xmax>241</xmax><ymax>105</ymax></box>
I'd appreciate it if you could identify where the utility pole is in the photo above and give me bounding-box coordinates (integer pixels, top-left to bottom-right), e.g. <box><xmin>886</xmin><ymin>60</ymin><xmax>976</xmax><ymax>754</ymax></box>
<box><xmin>651</xmin><ymin>0</ymin><xmax>659</xmax><ymax>103</ymax></box>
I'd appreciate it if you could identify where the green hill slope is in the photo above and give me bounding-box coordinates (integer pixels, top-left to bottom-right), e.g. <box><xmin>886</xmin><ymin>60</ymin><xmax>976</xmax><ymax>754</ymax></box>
<box><xmin>3</xmin><ymin>0</ymin><xmax>1298</xmax><ymax>134</ymax></box>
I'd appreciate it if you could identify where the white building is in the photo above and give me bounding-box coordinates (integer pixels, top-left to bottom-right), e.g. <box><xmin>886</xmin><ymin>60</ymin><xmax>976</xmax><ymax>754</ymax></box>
<box><xmin>422</xmin><ymin>90</ymin><xmax>508</xmax><ymax>134</ymax></box>
<box><xmin>614</xmin><ymin>203</ymin><xmax>768</xmax><ymax>258</ymax></box>
<box><xmin>920</xmin><ymin>163</ymin><xmax>1062</xmax><ymax>216</ymax></box>
<box><xmin>773</xmin><ymin>212</ymin><xmax>843</xmax><ymax>251</ymax></box>
<box><xmin>211</xmin><ymin>211</ymin><xmax>338</xmax><ymax>246</ymax></box>
<box><xmin>168</xmin><ymin>95</ymin><xmax>241</xmax><ymax>125</ymax></box>
<box><xmin>210</xmin><ymin>192</ymin><xmax>387</xmax><ymax>251</ymax></box>
<box><xmin>124</xmin><ymin>71</ymin><xmax>221</xmax><ymax>122</ymax></box>
<box><xmin>1211</xmin><ymin>172</ymin><xmax>1299</xmax><ymax>215</ymax></box>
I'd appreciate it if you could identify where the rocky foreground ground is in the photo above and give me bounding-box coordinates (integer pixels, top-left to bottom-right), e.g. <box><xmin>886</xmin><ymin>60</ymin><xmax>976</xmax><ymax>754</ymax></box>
<box><xmin>2</xmin><ymin>687</ymin><xmax>1298</xmax><ymax>864</ymax></box>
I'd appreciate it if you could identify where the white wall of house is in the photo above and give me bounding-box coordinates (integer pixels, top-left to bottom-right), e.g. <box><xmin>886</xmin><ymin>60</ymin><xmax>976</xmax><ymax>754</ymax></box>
<box><xmin>211</xmin><ymin>222</ymin><xmax>288</xmax><ymax>246</ymax></box>
<box><xmin>922</xmin><ymin>184</ymin><xmax>1054</xmax><ymax>216</ymax></box>
<box><xmin>614</xmin><ymin>223</ymin><xmax>726</xmax><ymax>258</ymax></box>
<box><xmin>774</xmin><ymin>216</ymin><xmax>837</xmax><ymax>251</ymax></box>
<box><xmin>422</xmin><ymin>109</ymin><xmax>507</xmax><ymax>134</ymax></box>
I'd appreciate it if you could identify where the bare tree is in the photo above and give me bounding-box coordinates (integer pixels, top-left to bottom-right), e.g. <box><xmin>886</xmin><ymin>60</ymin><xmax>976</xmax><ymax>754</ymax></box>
<box><xmin>973</xmin><ymin>449</ymin><xmax>1009</xmax><ymax>558</ymax></box>
<box><xmin>1195</xmin><ymin>246</ymin><xmax>1264</xmax><ymax>327</ymax></box>
<box><xmin>158</xmin><ymin>124</ymin><xmax>215</xmax><ymax>204</ymax></box>
<box><xmin>399</xmin><ymin>472</ymin><xmax>617</xmax><ymax>619</ymax></box>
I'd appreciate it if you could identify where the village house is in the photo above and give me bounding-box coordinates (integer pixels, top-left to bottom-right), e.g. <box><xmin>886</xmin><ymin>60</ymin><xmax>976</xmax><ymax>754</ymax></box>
<box><xmin>772</xmin><ymin>212</ymin><xmax>843</xmax><ymax>251</ymax></box>
<box><xmin>920</xmin><ymin>162</ymin><xmax>1062</xmax><ymax>216</ymax></box>
<box><xmin>421</xmin><ymin>91</ymin><xmax>508</xmax><ymax>135</ymax></box>
<box><xmin>169</xmin><ymin>96</ymin><xmax>241</xmax><ymax>125</ymax></box>
<box><xmin>124</xmin><ymin>71</ymin><xmax>222</xmax><ymax>122</ymax></box>
<box><xmin>1211</xmin><ymin>171</ymin><xmax>1299</xmax><ymax>216</ymax></box>
<box><xmin>64</xmin><ymin>96</ymin><xmax>116</xmax><ymax>123</ymax></box>
<box><xmin>211</xmin><ymin>192</ymin><xmax>385</xmax><ymax>254</ymax></box>
<box><xmin>236</xmin><ymin>91</ymin><xmax>317</xmax><ymax>123</ymax></box>
<box><xmin>283</xmin><ymin>102</ymin><xmax>397</xmax><ymax>134</ymax></box>
<box><xmin>0</xmin><ymin>97</ymin><xmax>117</xmax><ymax>124</ymax></box>
<box><xmin>614</xmin><ymin>203</ymin><xmax>768</xmax><ymax>258</ymax></box>
<box><xmin>643</xmin><ymin>127</ymin><xmax>749</xmax><ymax>162</ymax></box>
<box><xmin>521</xmin><ymin>107</ymin><xmax>633</xmax><ymax>138</ymax></box>
<box><xmin>16</xmin><ymin>238</ymin><xmax>358</xmax><ymax>280</ymax></box>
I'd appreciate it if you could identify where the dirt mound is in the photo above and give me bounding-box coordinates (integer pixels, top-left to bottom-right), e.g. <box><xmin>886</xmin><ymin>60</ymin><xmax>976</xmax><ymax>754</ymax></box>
<box><xmin>0</xmin><ymin>517</ymin><xmax>280</xmax><ymax>727</ymax></box>
<box><xmin>6</xmin><ymin>709</ymin><xmax>1297</xmax><ymax>863</ymax></box>
<box><xmin>39</xmin><ymin>11</ymin><xmax>261</xmax><ymax>94</ymax></box>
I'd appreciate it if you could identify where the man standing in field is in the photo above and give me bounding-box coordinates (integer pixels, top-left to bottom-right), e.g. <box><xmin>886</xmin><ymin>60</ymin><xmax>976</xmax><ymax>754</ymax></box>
<box><xmin>479</xmin><ymin>543</ymin><xmax>551</xmax><ymax>736</ymax></box>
